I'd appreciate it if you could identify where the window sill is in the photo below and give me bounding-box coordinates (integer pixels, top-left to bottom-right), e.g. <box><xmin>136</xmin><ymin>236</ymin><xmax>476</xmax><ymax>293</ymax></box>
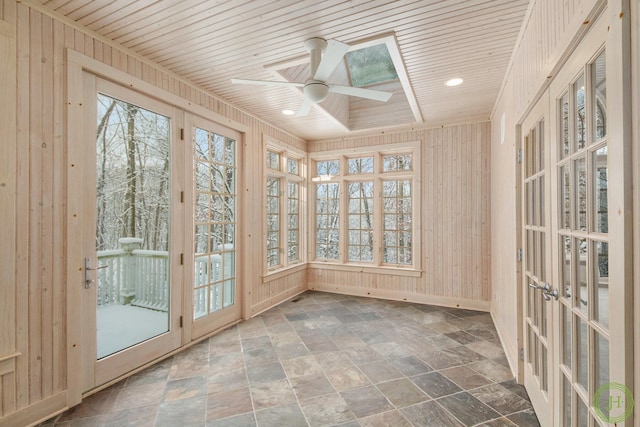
<box><xmin>308</xmin><ymin>262</ymin><xmax>422</xmax><ymax>278</ymax></box>
<box><xmin>262</xmin><ymin>263</ymin><xmax>307</xmax><ymax>283</ymax></box>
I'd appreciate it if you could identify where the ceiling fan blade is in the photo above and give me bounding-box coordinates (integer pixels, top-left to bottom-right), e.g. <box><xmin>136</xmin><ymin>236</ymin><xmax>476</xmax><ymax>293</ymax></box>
<box><xmin>329</xmin><ymin>85</ymin><xmax>393</xmax><ymax>102</ymax></box>
<box><xmin>230</xmin><ymin>78</ymin><xmax>304</xmax><ymax>88</ymax></box>
<box><xmin>295</xmin><ymin>98</ymin><xmax>314</xmax><ymax>117</ymax></box>
<box><xmin>313</xmin><ymin>39</ymin><xmax>349</xmax><ymax>81</ymax></box>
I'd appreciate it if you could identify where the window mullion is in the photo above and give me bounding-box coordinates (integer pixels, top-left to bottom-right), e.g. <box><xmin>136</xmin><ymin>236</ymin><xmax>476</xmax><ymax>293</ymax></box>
<box><xmin>373</xmin><ymin>177</ymin><xmax>383</xmax><ymax>266</ymax></box>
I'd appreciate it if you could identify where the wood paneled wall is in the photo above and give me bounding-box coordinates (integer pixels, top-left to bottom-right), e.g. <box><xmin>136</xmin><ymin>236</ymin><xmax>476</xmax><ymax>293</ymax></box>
<box><xmin>0</xmin><ymin>1</ymin><xmax>306</xmax><ymax>424</ymax></box>
<box><xmin>308</xmin><ymin>122</ymin><xmax>492</xmax><ymax>310</ymax></box>
<box><xmin>490</xmin><ymin>0</ymin><xmax>602</xmax><ymax>375</ymax></box>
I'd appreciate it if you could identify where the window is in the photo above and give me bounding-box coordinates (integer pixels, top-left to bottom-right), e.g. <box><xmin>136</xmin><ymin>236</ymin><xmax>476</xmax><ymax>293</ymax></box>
<box><xmin>311</xmin><ymin>143</ymin><xmax>420</xmax><ymax>269</ymax></box>
<box><xmin>264</xmin><ymin>138</ymin><xmax>306</xmax><ymax>273</ymax></box>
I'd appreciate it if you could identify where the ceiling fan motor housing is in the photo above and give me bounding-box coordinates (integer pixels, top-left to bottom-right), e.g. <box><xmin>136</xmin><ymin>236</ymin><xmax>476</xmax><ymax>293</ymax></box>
<box><xmin>304</xmin><ymin>80</ymin><xmax>329</xmax><ymax>103</ymax></box>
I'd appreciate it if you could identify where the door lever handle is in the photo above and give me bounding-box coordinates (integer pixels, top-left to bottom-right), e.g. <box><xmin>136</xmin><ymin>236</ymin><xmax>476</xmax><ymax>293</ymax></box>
<box><xmin>529</xmin><ymin>282</ymin><xmax>558</xmax><ymax>301</ymax></box>
<box><xmin>84</xmin><ymin>258</ymin><xmax>108</xmax><ymax>288</ymax></box>
<box><xmin>529</xmin><ymin>282</ymin><xmax>550</xmax><ymax>292</ymax></box>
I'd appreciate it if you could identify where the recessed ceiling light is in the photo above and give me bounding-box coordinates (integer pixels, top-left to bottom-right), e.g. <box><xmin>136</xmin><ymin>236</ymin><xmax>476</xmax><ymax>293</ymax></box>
<box><xmin>282</xmin><ymin>109</ymin><xmax>295</xmax><ymax>116</ymax></box>
<box><xmin>446</xmin><ymin>78</ymin><xmax>463</xmax><ymax>87</ymax></box>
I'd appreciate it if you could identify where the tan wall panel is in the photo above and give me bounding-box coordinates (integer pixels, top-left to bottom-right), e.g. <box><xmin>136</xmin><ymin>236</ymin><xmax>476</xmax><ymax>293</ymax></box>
<box><xmin>0</xmin><ymin>15</ymin><xmax>17</xmax><ymax>419</ymax></box>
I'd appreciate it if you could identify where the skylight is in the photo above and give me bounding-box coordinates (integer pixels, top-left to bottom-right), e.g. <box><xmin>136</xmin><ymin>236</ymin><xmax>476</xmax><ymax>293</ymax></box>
<box><xmin>346</xmin><ymin>44</ymin><xmax>398</xmax><ymax>87</ymax></box>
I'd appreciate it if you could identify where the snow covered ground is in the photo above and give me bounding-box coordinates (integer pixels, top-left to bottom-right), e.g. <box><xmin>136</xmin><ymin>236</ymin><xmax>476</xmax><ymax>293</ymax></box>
<box><xmin>97</xmin><ymin>304</ymin><xmax>169</xmax><ymax>359</ymax></box>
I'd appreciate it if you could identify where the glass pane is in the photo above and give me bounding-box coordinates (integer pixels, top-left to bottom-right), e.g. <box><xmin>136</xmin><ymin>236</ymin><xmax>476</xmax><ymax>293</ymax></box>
<box><xmin>593</xmin><ymin>146</ymin><xmax>608</xmax><ymax>233</ymax></box>
<box><xmin>346</xmin><ymin>43</ymin><xmax>398</xmax><ymax>87</ymax></box>
<box><xmin>563</xmin><ymin>303</ymin><xmax>572</xmax><ymax>369</ymax></box>
<box><xmin>96</xmin><ymin>93</ymin><xmax>170</xmax><ymax>359</ymax></box>
<box><xmin>562</xmin><ymin>236</ymin><xmax>572</xmax><ymax>299</ymax></box>
<box><xmin>316</xmin><ymin>183</ymin><xmax>340</xmax><ymax>259</ymax></box>
<box><xmin>577</xmin><ymin>395</ymin><xmax>588</xmax><ymax>427</ymax></box>
<box><xmin>288</xmin><ymin>182</ymin><xmax>300</xmax><ymax>263</ymax></box>
<box><xmin>560</xmin><ymin>164</ymin><xmax>571</xmax><ymax>229</ymax></box>
<box><xmin>347</xmin><ymin>182</ymin><xmax>374</xmax><ymax>262</ymax></box>
<box><xmin>541</xmin><ymin>344</ymin><xmax>548</xmax><ymax>392</ymax></box>
<box><xmin>539</xmin><ymin>175</ymin><xmax>545</xmax><ymax>227</ymax></box>
<box><xmin>575</xmin><ymin>74</ymin><xmax>586</xmax><ymax>151</ymax></box>
<box><xmin>576</xmin><ymin>316</ymin><xmax>588</xmax><ymax>390</ymax></box>
<box><xmin>538</xmin><ymin>120</ymin><xmax>544</xmax><ymax>173</ymax></box>
<box><xmin>575</xmin><ymin>157</ymin><xmax>587</xmax><ymax>231</ymax></box>
<box><xmin>383</xmin><ymin>180</ymin><xmax>412</xmax><ymax>265</ymax></box>
<box><xmin>594</xmin><ymin>241</ymin><xmax>609</xmax><ymax>328</ymax></box>
<box><xmin>576</xmin><ymin>237</ymin><xmax>588</xmax><ymax>313</ymax></box>
<box><xmin>193</xmin><ymin>128</ymin><xmax>236</xmax><ymax>319</ymax></box>
<box><xmin>595</xmin><ymin>333</ymin><xmax>610</xmax><ymax>419</ymax></box>
<box><xmin>526</xmin><ymin>181</ymin><xmax>533</xmax><ymax>226</ymax></box>
<box><xmin>527</xmin><ymin>325</ymin><xmax>535</xmax><ymax>367</ymax></box>
<box><xmin>316</xmin><ymin>160</ymin><xmax>340</xmax><ymax>177</ymax></box>
<box><xmin>347</xmin><ymin>157</ymin><xmax>374</xmax><ymax>174</ymax></box>
<box><xmin>530</xmin><ymin>127</ymin><xmax>537</xmax><ymax>176</ymax></box>
<box><xmin>287</xmin><ymin>157</ymin><xmax>299</xmax><ymax>175</ymax></box>
<box><xmin>592</xmin><ymin>50</ymin><xmax>607</xmax><ymax>140</ymax></box>
<box><xmin>266</xmin><ymin>178</ymin><xmax>280</xmax><ymax>268</ymax></box>
<box><xmin>541</xmin><ymin>274</ymin><xmax>547</xmax><ymax>337</ymax></box>
<box><xmin>383</xmin><ymin>154</ymin><xmax>412</xmax><ymax>172</ymax></box>
<box><xmin>563</xmin><ymin>374</ymin><xmax>572</xmax><ymax>427</ymax></box>
<box><xmin>266</xmin><ymin>150</ymin><xmax>280</xmax><ymax>170</ymax></box>
<box><xmin>560</xmin><ymin>92</ymin><xmax>570</xmax><ymax>158</ymax></box>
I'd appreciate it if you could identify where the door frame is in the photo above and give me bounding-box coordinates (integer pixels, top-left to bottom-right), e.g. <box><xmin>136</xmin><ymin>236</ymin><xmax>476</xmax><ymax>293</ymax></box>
<box><xmin>518</xmin><ymin>93</ymin><xmax>554</xmax><ymax>427</ymax></box>
<box><xmin>65</xmin><ymin>50</ymin><xmax>250</xmax><ymax>405</ymax></box>
<box><xmin>78</xmin><ymin>76</ymin><xmax>184</xmax><ymax>391</ymax></box>
<box><xmin>183</xmin><ymin>113</ymin><xmax>244</xmax><ymax>341</ymax></box>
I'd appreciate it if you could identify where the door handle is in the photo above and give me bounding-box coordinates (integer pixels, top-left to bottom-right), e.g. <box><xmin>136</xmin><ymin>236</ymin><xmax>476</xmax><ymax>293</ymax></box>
<box><xmin>529</xmin><ymin>282</ymin><xmax>558</xmax><ymax>301</ymax></box>
<box><xmin>84</xmin><ymin>258</ymin><xmax>108</xmax><ymax>288</ymax></box>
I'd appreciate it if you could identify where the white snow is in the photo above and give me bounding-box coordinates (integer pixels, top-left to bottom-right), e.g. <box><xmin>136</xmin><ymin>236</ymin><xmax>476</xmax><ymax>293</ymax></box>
<box><xmin>97</xmin><ymin>304</ymin><xmax>169</xmax><ymax>359</ymax></box>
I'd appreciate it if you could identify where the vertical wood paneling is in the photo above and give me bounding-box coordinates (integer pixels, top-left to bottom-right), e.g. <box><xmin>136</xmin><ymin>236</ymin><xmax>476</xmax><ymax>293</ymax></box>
<box><xmin>14</xmin><ymin>1</ymin><xmax>30</xmax><ymax>413</ymax></box>
<box><xmin>0</xmin><ymin>14</ymin><xmax>17</xmax><ymax>419</ymax></box>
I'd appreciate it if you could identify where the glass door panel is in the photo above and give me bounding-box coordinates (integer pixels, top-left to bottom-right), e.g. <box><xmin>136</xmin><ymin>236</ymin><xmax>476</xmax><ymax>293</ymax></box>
<box><xmin>82</xmin><ymin>77</ymin><xmax>182</xmax><ymax>391</ymax></box>
<box><xmin>554</xmin><ymin>45</ymin><xmax>616</xmax><ymax>426</ymax></box>
<box><xmin>187</xmin><ymin>114</ymin><xmax>242</xmax><ymax>340</ymax></box>
<box><xmin>522</xmin><ymin>103</ymin><xmax>554</xmax><ymax>426</ymax></box>
<box><xmin>95</xmin><ymin>93</ymin><xmax>171</xmax><ymax>359</ymax></box>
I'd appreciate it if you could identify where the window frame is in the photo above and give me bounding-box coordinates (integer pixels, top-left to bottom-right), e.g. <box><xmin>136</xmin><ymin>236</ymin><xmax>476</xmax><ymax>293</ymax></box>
<box><xmin>309</xmin><ymin>142</ymin><xmax>421</xmax><ymax>276</ymax></box>
<box><xmin>263</xmin><ymin>137</ymin><xmax>307</xmax><ymax>278</ymax></box>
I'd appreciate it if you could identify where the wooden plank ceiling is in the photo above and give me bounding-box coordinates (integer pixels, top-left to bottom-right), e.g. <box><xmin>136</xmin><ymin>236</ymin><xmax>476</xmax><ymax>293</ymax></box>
<box><xmin>35</xmin><ymin>0</ymin><xmax>530</xmax><ymax>141</ymax></box>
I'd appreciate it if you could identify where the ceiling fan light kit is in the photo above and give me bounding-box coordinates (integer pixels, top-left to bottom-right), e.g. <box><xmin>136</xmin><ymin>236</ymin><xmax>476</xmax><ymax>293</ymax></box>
<box><xmin>231</xmin><ymin>37</ymin><xmax>393</xmax><ymax>117</ymax></box>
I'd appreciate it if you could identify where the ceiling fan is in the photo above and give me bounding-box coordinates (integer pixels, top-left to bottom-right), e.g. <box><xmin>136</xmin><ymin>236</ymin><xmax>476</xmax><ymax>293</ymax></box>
<box><xmin>231</xmin><ymin>38</ymin><xmax>393</xmax><ymax>117</ymax></box>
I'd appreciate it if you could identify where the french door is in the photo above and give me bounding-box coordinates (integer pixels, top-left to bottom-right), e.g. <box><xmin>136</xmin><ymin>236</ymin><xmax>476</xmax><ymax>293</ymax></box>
<box><xmin>81</xmin><ymin>77</ymin><xmax>183</xmax><ymax>390</ymax></box>
<box><xmin>521</xmin><ymin>95</ymin><xmax>554</xmax><ymax>427</ymax></box>
<box><xmin>522</xmin><ymin>10</ymin><xmax>632</xmax><ymax>426</ymax></box>
<box><xmin>184</xmin><ymin>114</ymin><xmax>242</xmax><ymax>340</ymax></box>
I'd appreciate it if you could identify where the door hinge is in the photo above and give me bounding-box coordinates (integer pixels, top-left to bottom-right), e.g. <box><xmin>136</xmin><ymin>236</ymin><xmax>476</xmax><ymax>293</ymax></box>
<box><xmin>180</xmin><ymin>128</ymin><xmax>184</xmax><ymax>141</ymax></box>
<box><xmin>179</xmin><ymin>316</ymin><xmax>183</xmax><ymax>328</ymax></box>
<box><xmin>180</xmin><ymin>253</ymin><xmax>184</xmax><ymax>265</ymax></box>
<box><xmin>519</xmin><ymin>347</ymin><xmax>524</xmax><ymax>361</ymax></box>
<box><xmin>180</xmin><ymin>191</ymin><xmax>184</xmax><ymax>203</ymax></box>
<box><xmin>517</xmin><ymin>248</ymin><xmax>523</xmax><ymax>262</ymax></box>
<box><xmin>517</xmin><ymin>149</ymin><xmax>523</xmax><ymax>164</ymax></box>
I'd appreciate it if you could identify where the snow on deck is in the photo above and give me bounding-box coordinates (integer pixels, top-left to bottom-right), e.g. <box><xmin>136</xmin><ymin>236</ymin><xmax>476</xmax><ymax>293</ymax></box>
<box><xmin>97</xmin><ymin>304</ymin><xmax>169</xmax><ymax>359</ymax></box>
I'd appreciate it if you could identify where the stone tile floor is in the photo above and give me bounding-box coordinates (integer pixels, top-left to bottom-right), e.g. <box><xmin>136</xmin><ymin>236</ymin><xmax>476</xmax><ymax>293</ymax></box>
<box><xmin>40</xmin><ymin>291</ymin><xmax>541</xmax><ymax>426</ymax></box>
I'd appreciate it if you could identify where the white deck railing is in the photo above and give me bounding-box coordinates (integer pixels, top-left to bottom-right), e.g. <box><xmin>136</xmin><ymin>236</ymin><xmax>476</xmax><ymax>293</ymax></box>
<box><xmin>97</xmin><ymin>238</ymin><xmax>169</xmax><ymax>312</ymax></box>
<box><xmin>97</xmin><ymin>239</ymin><xmax>234</xmax><ymax>316</ymax></box>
